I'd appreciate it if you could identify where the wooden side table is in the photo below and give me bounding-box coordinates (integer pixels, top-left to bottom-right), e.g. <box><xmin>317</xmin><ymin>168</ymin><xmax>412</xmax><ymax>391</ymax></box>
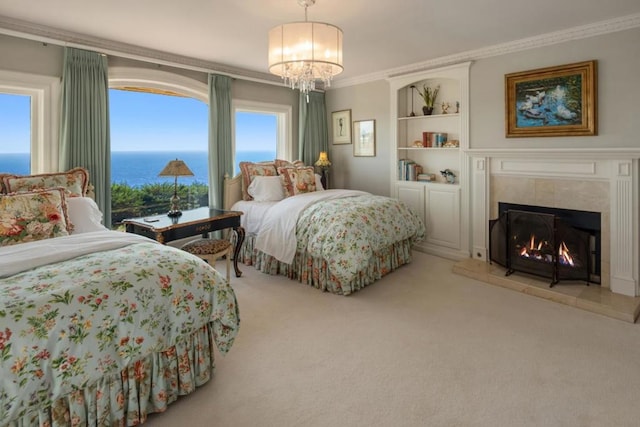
<box><xmin>123</xmin><ymin>207</ymin><xmax>245</xmax><ymax>277</ymax></box>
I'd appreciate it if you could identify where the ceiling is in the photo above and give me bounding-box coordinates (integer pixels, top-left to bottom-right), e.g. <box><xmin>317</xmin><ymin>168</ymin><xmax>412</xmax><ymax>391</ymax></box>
<box><xmin>1</xmin><ymin>0</ymin><xmax>639</xmax><ymax>85</ymax></box>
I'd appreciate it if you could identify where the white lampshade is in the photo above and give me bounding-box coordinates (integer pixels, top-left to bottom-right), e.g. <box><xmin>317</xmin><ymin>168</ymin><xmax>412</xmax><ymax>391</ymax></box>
<box><xmin>268</xmin><ymin>1</ymin><xmax>343</xmax><ymax>95</ymax></box>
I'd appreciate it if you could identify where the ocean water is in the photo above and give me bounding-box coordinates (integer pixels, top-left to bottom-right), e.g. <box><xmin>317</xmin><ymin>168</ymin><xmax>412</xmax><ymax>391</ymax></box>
<box><xmin>0</xmin><ymin>150</ymin><xmax>276</xmax><ymax>187</ymax></box>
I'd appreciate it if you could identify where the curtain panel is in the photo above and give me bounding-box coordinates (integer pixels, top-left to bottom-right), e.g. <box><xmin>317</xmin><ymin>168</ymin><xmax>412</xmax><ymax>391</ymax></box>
<box><xmin>59</xmin><ymin>47</ymin><xmax>111</xmax><ymax>226</ymax></box>
<box><xmin>298</xmin><ymin>91</ymin><xmax>328</xmax><ymax>167</ymax></box>
<box><xmin>207</xmin><ymin>74</ymin><xmax>233</xmax><ymax>210</ymax></box>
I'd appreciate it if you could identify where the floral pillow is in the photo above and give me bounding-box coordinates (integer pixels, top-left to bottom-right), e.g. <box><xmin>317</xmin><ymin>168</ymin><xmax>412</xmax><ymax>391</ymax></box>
<box><xmin>278</xmin><ymin>166</ymin><xmax>317</xmax><ymax>197</ymax></box>
<box><xmin>2</xmin><ymin>167</ymin><xmax>90</xmax><ymax>197</ymax></box>
<box><xmin>0</xmin><ymin>173</ymin><xmax>12</xmax><ymax>194</ymax></box>
<box><xmin>0</xmin><ymin>188</ymin><xmax>73</xmax><ymax>246</ymax></box>
<box><xmin>274</xmin><ymin>159</ymin><xmax>305</xmax><ymax>169</ymax></box>
<box><xmin>239</xmin><ymin>162</ymin><xmax>278</xmax><ymax>201</ymax></box>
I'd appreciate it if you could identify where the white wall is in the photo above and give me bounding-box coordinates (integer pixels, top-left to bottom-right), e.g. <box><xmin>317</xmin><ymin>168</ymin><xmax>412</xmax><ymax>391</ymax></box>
<box><xmin>0</xmin><ymin>34</ymin><xmax>62</xmax><ymax>75</ymax></box>
<box><xmin>325</xmin><ymin>79</ymin><xmax>391</xmax><ymax>195</ymax></box>
<box><xmin>469</xmin><ymin>27</ymin><xmax>640</xmax><ymax>150</ymax></box>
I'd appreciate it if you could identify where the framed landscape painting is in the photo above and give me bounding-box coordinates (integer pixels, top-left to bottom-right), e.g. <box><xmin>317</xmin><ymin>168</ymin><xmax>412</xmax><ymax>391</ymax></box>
<box><xmin>505</xmin><ymin>60</ymin><xmax>597</xmax><ymax>137</ymax></box>
<box><xmin>332</xmin><ymin>109</ymin><xmax>352</xmax><ymax>144</ymax></box>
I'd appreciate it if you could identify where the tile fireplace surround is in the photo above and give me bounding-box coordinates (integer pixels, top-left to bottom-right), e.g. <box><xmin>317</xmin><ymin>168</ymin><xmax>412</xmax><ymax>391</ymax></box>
<box><xmin>467</xmin><ymin>149</ymin><xmax>640</xmax><ymax>302</ymax></box>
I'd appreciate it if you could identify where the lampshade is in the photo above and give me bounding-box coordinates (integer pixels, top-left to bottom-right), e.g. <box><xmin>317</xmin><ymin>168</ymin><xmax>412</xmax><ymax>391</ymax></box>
<box><xmin>268</xmin><ymin>0</ymin><xmax>343</xmax><ymax>96</ymax></box>
<box><xmin>314</xmin><ymin>151</ymin><xmax>331</xmax><ymax>167</ymax></box>
<box><xmin>158</xmin><ymin>159</ymin><xmax>194</xmax><ymax>217</ymax></box>
<box><xmin>158</xmin><ymin>159</ymin><xmax>194</xmax><ymax>177</ymax></box>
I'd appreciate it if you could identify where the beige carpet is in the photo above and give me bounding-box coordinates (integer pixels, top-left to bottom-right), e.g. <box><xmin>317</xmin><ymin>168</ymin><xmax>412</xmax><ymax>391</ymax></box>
<box><xmin>148</xmin><ymin>252</ymin><xmax>640</xmax><ymax>427</ymax></box>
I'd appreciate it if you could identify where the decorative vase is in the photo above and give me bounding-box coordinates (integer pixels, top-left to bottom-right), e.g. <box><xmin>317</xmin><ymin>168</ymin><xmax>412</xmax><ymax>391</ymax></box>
<box><xmin>422</xmin><ymin>106</ymin><xmax>434</xmax><ymax>116</ymax></box>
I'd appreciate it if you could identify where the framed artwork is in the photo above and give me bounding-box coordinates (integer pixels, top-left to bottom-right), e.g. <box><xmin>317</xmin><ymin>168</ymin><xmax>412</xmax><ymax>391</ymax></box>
<box><xmin>353</xmin><ymin>119</ymin><xmax>376</xmax><ymax>157</ymax></box>
<box><xmin>332</xmin><ymin>109</ymin><xmax>352</xmax><ymax>144</ymax></box>
<box><xmin>505</xmin><ymin>60</ymin><xmax>597</xmax><ymax>137</ymax></box>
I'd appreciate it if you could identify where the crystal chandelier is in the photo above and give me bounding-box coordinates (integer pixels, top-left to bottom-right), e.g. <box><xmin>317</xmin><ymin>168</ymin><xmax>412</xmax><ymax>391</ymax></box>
<box><xmin>268</xmin><ymin>0</ymin><xmax>343</xmax><ymax>96</ymax></box>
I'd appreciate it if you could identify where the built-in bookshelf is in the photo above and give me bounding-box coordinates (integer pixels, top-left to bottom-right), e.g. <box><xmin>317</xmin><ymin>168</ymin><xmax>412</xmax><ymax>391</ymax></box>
<box><xmin>388</xmin><ymin>62</ymin><xmax>471</xmax><ymax>260</ymax></box>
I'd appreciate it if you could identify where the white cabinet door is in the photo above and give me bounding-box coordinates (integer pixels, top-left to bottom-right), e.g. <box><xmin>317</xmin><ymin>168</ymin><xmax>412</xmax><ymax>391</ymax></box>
<box><xmin>425</xmin><ymin>186</ymin><xmax>460</xmax><ymax>249</ymax></box>
<box><xmin>396</xmin><ymin>184</ymin><xmax>425</xmax><ymax>222</ymax></box>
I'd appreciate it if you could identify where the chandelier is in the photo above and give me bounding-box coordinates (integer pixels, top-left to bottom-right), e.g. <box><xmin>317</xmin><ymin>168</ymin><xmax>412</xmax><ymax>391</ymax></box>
<box><xmin>268</xmin><ymin>0</ymin><xmax>343</xmax><ymax>96</ymax></box>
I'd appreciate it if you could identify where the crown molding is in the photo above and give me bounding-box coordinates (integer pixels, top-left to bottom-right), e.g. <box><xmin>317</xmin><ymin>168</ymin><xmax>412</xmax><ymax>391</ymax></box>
<box><xmin>0</xmin><ymin>15</ymin><xmax>284</xmax><ymax>86</ymax></box>
<box><xmin>1</xmin><ymin>13</ymin><xmax>639</xmax><ymax>89</ymax></box>
<box><xmin>332</xmin><ymin>13</ymin><xmax>640</xmax><ymax>89</ymax></box>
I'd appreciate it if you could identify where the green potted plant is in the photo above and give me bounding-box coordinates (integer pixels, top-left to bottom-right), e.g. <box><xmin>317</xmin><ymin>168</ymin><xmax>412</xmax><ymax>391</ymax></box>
<box><xmin>416</xmin><ymin>84</ymin><xmax>440</xmax><ymax>115</ymax></box>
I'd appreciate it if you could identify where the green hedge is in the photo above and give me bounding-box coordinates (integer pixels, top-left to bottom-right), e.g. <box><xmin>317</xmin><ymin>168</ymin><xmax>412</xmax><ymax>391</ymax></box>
<box><xmin>111</xmin><ymin>182</ymin><xmax>209</xmax><ymax>226</ymax></box>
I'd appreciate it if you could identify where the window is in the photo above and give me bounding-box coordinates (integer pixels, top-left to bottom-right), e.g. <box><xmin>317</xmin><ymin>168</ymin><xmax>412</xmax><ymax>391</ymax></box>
<box><xmin>0</xmin><ymin>70</ymin><xmax>59</xmax><ymax>174</ymax></box>
<box><xmin>233</xmin><ymin>100</ymin><xmax>292</xmax><ymax>173</ymax></box>
<box><xmin>0</xmin><ymin>93</ymin><xmax>31</xmax><ymax>174</ymax></box>
<box><xmin>109</xmin><ymin>87</ymin><xmax>209</xmax><ymax>225</ymax></box>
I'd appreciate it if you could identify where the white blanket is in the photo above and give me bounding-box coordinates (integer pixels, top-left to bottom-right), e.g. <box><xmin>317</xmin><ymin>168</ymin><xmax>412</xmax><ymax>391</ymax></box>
<box><xmin>255</xmin><ymin>189</ymin><xmax>369</xmax><ymax>264</ymax></box>
<box><xmin>0</xmin><ymin>230</ymin><xmax>155</xmax><ymax>278</ymax></box>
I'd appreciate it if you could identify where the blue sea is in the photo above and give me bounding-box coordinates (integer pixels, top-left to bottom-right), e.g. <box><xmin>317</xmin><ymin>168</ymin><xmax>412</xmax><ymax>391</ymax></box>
<box><xmin>0</xmin><ymin>150</ymin><xmax>276</xmax><ymax>187</ymax></box>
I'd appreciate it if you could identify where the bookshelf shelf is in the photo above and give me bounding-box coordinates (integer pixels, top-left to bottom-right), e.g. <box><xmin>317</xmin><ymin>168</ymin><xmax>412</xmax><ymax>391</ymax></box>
<box><xmin>398</xmin><ymin>113</ymin><xmax>459</xmax><ymax>121</ymax></box>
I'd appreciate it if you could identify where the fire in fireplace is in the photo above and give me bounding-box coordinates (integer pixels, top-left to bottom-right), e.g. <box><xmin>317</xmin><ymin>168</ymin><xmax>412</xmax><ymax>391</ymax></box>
<box><xmin>489</xmin><ymin>203</ymin><xmax>601</xmax><ymax>286</ymax></box>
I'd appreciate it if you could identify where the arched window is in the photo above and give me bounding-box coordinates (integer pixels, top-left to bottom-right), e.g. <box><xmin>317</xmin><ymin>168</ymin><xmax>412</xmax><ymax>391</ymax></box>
<box><xmin>108</xmin><ymin>68</ymin><xmax>293</xmax><ymax>226</ymax></box>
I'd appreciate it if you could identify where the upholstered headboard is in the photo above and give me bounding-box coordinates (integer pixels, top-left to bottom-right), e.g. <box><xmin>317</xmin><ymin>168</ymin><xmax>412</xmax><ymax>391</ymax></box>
<box><xmin>223</xmin><ymin>174</ymin><xmax>243</xmax><ymax>210</ymax></box>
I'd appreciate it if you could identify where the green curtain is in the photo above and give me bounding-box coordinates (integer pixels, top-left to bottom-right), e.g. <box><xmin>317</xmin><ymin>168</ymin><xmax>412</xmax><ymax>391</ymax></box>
<box><xmin>208</xmin><ymin>74</ymin><xmax>233</xmax><ymax>209</ymax></box>
<box><xmin>59</xmin><ymin>47</ymin><xmax>111</xmax><ymax>226</ymax></box>
<box><xmin>298</xmin><ymin>91</ymin><xmax>328</xmax><ymax>166</ymax></box>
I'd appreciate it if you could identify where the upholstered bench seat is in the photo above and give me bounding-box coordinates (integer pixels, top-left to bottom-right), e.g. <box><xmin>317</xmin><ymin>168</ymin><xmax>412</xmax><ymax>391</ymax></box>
<box><xmin>181</xmin><ymin>238</ymin><xmax>232</xmax><ymax>283</ymax></box>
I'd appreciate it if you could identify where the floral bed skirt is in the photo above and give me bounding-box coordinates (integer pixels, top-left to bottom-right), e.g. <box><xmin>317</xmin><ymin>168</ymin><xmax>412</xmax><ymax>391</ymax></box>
<box><xmin>8</xmin><ymin>323</ymin><xmax>215</xmax><ymax>427</ymax></box>
<box><xmin>237</xmin><ymin>234</ymin><xmax>414</xmax><ymax>295</ymax></box>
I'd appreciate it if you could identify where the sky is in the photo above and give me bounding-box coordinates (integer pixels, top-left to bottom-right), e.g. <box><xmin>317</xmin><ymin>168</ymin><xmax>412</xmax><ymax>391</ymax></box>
<box><xmin>0</xmin><ymin>89</ymin><xmax>277</xmax><ymax>154</ymax></box>
<box><xmin>0</xmin><ymin>93</ymin><xmax>30</xmax><ymax>153</ymax></box>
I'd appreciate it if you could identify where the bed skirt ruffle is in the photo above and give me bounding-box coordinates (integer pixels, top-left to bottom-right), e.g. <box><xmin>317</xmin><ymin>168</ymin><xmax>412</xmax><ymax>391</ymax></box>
<box><xmin>8</xmin><ymin>323</ymin><xmax>215</xmax><ymax>427</ymax></box>
<box><xmin>237</xmin><ymin>234</ymin><xmax>414</xmax><ymax>295</ymax></box>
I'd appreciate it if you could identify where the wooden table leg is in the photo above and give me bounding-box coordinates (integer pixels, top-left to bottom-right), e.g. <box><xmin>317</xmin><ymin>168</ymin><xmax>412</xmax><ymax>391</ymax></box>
<box><xmin>232</xmin><ymin>226</ymin><xmax>245</xmax><ymax>277</ymax></box>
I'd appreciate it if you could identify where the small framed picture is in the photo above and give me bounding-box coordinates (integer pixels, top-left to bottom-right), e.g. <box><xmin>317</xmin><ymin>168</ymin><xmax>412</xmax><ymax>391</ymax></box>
<box><xmin>353</xmin><ymin>119</ymin><xmax>376</xmax><ymax>157</ymax></box>
<box><xmin>332</xmin><ymin>109</ymin><xmax>352</xmax><ymax>144</ymax></box>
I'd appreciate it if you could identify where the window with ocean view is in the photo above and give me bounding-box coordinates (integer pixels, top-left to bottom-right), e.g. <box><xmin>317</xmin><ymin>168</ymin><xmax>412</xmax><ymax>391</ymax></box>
<box><xmin>109</xmin><ymin>88</ymin><xmax>209</xmax><ymax>225</ymax></box>
<box><xmin>0</xmin><ymin>93</ymin><xmax>31</xmax><ymax>175</ymax></box>
<box><xmin>109</xmin><ymin>89</ymin><xmax>284</xmax><ymax>227</ymax></box>
<box><xmin>235</xmin><ymin>111</ymin><xmax>277</xmax><ymax>172</ymax></box>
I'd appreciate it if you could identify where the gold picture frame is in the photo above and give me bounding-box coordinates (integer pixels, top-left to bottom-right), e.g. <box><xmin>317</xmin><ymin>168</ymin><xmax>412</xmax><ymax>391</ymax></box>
<box><xmin>505</xmin><ymin>60</ymin><xmax>597</xmax><ymax>137</ymax></box>
<box><xmin>332</xmin><ymin>109</ymin><xmax>352</xmax><ymax>144</ymax></box>
<box><xmin>353</xmin><ymin>119</ymin><xmax>376</xmax><ymax>157</ymax></box>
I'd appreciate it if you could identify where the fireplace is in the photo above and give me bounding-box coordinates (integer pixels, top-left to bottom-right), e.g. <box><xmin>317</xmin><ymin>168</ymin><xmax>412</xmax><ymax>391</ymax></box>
<box><xmin>489</xmin><ymin>203</ymin><xmax>601</xmax><ymax>286</ymax></box>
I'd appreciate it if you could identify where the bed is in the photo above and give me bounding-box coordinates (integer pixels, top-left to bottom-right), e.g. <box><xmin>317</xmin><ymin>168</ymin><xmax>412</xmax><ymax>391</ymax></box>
<box><xmin>224</xmin><ymin>160</ymin><xmax>425</xmax><ymax>295</ymax></box>
<box><xmin>1</xmin><ymin>169</ymin><xmax>240</xmax><ymax>426</ymax></box>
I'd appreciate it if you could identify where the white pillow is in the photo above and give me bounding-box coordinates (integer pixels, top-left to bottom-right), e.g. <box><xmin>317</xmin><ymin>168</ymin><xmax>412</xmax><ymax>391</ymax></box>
<box><xmin>66</xmin><ymin>197</ymin><xmax>108</xmax><ymax>234</ymax></box>
<box><xmin>247</xmin><ymin>176</ymin><xmax>286</xmax><ymax>202</ymax></box>
<box><xmin>315</xmin><ymin>173</ymin><xmax>325</xmax><ymax>191</ymax></box>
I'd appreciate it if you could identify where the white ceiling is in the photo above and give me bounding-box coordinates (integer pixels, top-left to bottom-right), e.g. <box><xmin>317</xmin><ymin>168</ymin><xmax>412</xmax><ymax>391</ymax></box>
<box><xmin>1</xmin><ymin>0</ymin><xmax>639</xmax><ymax>84</ymax></box>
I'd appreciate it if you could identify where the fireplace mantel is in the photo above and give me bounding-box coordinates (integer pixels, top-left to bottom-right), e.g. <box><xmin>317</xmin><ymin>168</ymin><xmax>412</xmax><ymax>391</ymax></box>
<box><xmin>467</xmin><ymin>149</ymin><xmax>640</xmax><ymax>297</ymax></box>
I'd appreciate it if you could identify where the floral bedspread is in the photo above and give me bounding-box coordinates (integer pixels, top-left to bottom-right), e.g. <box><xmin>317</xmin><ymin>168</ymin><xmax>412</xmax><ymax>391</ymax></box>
<box><xmin>0</xmin><ymin>241</ymin><xmax>239</xmax><ymax>424</ymax></box>
<box><xmin>295</xmin><ymin>194</ymin><xmax>425</xmax><ymax>284</ymax></box>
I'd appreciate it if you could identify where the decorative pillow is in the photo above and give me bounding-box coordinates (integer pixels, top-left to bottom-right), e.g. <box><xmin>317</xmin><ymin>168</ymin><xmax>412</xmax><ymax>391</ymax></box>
<box><xmin>0</xmin><ymin>188</ymin><xmax>73</xmax><ymax>246</ymax></box>
<box><xmin>248</xmin><ymin>176</ymin><xmax>286</xmax><ymax>202</ymax></box>
<box><xmin>273</xmin><ymin>159</ymin><xmax>305</xmax><ymax>169</ymax></box>
<box><xmin>273</xmin><ymin>159</ymin><xmax>293</xmax><ymax>169</ymax></box>
<box><xmin>278</xmin><ymin>166</ymin><xmax>317</xmax><ymax>197</ymax></box>
<box><xmin>3</xmin><ymin>167</ymin><xmax>90</xmax><ymax>197</ymax></box>
<box><xmin>0</xmin><ymin>173</ymin><xmax>12</xmax><ymax>194</ymax></box>
<box><xmin>239</xmin><ymin>162</ymin><xmax>278</xmax><ymax>201</ymax></box>
<box><xmin>66</xmin><ymin>196</ymin><xmax>107</xmax><ymax>234</ymax></box>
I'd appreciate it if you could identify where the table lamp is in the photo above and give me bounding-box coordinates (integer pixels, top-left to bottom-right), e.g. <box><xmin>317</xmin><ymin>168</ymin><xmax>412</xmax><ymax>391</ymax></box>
<box><xmin>158</xmin><ymin>158</ymin><xmax>194</xmax><ymax>217</ymax></box>
<box><xmin>314</xmin><ymin>151</ymin><xmax>332</xmax><ymax>189</ymax></box>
